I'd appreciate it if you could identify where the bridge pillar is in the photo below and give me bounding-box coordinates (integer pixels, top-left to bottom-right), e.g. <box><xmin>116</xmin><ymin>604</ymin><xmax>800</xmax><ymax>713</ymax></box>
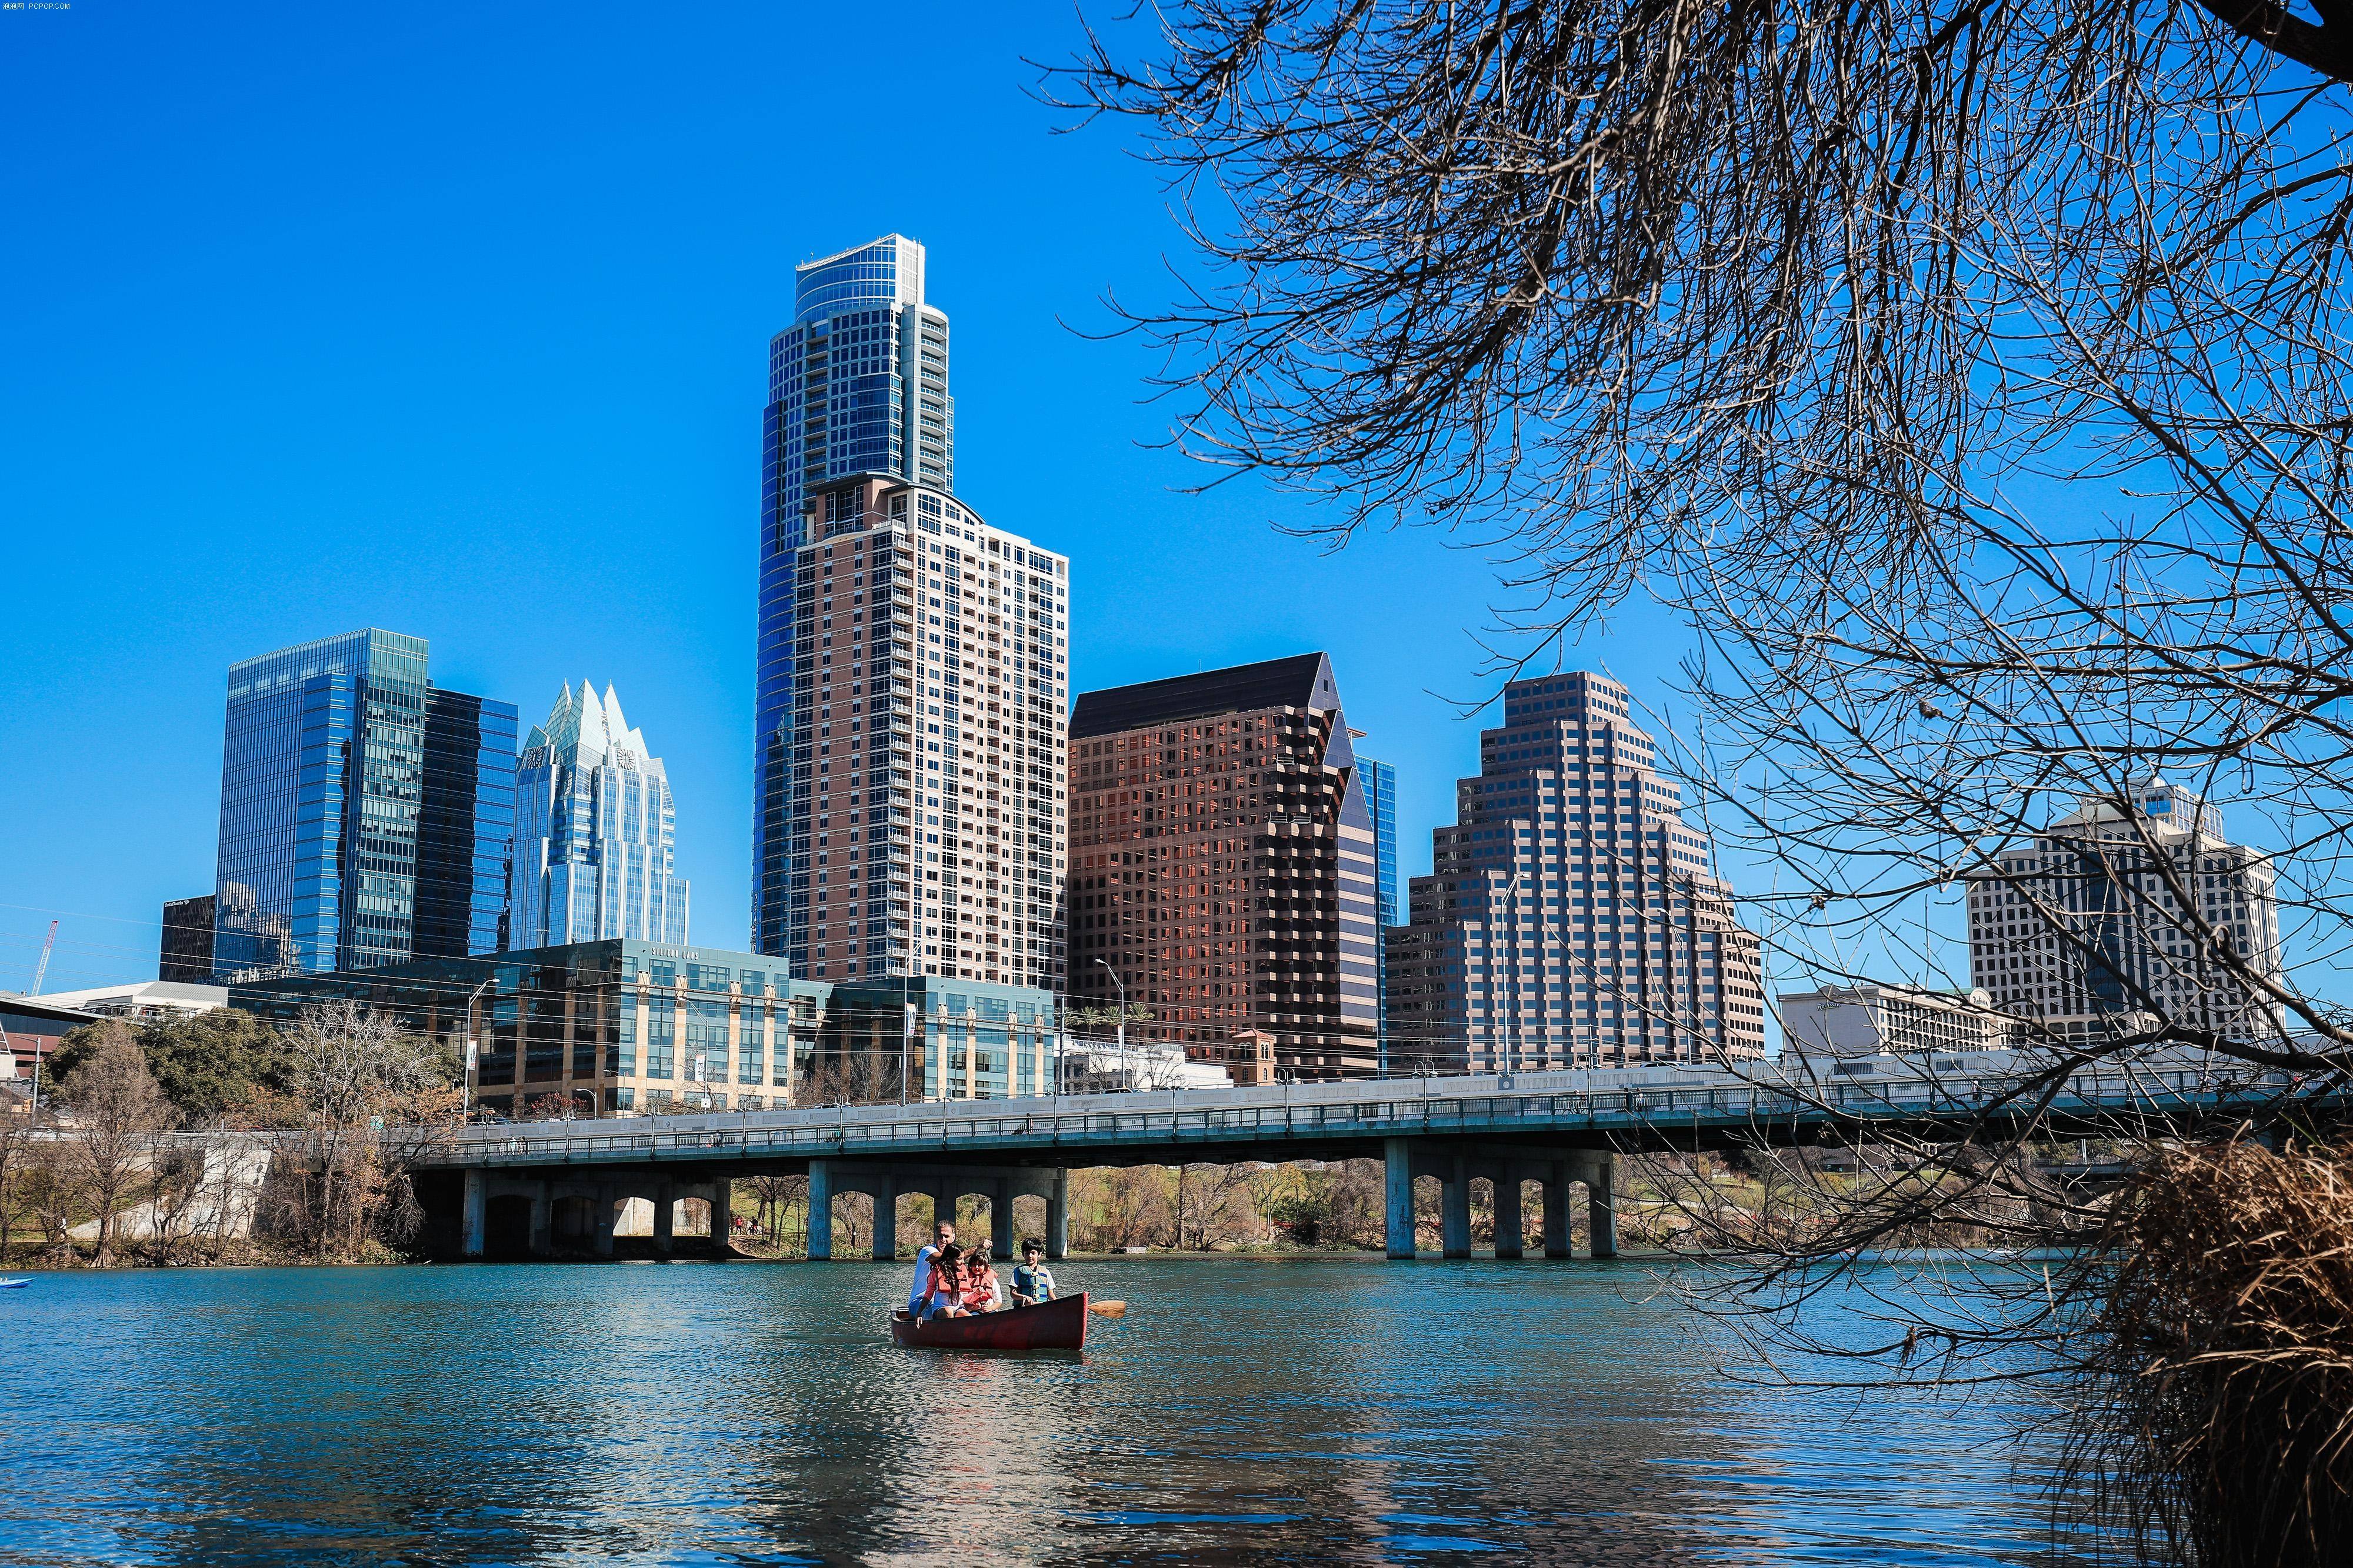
<box><xmin>990</xmin><ymin>1176</ymin><xmax>1016</xmax><ymax>1262</ymax></box>
<box><xmin>872</xmin><ymin>1174</ymin><xmax>898</xmax><ymax>1262</ymax></box>
<box><xmin>528</xmin><ymin>1180</ymin><xmax>554</xmax><ymax>1257</ymax></box>
<box><xmin>712</xmin><ymin>1179</ymin><xmax>734</xmax><ymax>1257</ymax></box>
<box><xmin>808</xmin><ymin>1160</ymin><xmax>834</xmax><ymax>1261</ymax></box>
<box><xmin>1542</xmin><ymin>1160</ymin><xmax>1571</xmax><ymax>1259</ymax></box>
<box><xmin>1441</xmin><ymin>1156</ymin><xmax>1472</xmax><ymax>1260</ymax></box>
<box><xmin>653</xmin><ymin>1179</ymin><xmax>675</xmax><ymax>1256</ymax></box>
<box><xmin>1588</xmin><ymin>1158</ymin><xmax>1618</xmax><ymax>1259</ymax></box>
<box><xmin>1045</xmin><ymin>1168</ymin><xmax>1069</xmax><ymax>1260</ymax></box>
<box><xmin>1494</xmin><ymin>1173</ymin><xmax>1524</xmax><ymax>1260</ymax></box>
<box><xmin>593</xmin><ymin>1183</ymin><xmax>616</xmax><ymax>1257</ymax></box>
<box><xmin>461</xmin><ymin>1167</ymin><xmax>486</xmax><ymax>1259</ymax></box>
<box><xmin>1384</xmin><ymin>1137</ymin><xmax>1415</xmax><ymax>1259</ymax></box>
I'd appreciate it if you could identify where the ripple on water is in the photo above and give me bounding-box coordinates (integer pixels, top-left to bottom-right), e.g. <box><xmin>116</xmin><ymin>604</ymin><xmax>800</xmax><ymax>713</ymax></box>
<box><xmin>0</xmin><ymin>1257</ymin><xmax>2066</xmax><ymax>1566</ymax></box>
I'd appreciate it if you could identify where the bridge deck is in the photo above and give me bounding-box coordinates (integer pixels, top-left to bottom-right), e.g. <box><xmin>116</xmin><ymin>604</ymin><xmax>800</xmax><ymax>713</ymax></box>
<box><xmin>418</xmin><ymin>1061</ymin><xmax>2312</xmax><ymax>1173</ymax></box>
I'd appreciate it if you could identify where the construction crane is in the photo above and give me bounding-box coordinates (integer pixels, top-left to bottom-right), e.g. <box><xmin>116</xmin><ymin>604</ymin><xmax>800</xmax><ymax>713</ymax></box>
<box><xmin>28</xmin><ymin>919</ymin><xmax>56</xmax><ymax>995</ymax></box>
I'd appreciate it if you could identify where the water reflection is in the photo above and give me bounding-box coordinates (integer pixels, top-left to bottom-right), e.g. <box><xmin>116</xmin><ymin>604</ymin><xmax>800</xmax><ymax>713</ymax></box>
<box><xmin>0</xmin><ymin>1257</ymin><xmax>2058</xmax><ymax>1566</ymax></box>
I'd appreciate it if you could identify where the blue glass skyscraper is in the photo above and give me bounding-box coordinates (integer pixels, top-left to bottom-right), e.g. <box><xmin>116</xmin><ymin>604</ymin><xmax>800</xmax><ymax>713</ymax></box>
<box><xmin>755</xmin><ymin>235</ymin><xmax>953</xmax><ymax>958</ymax></box>
<box><xmin>511</xmin><ymin>682</ymin><xmax>690</xmax><ymax>948</ymax></box>
<box><xmin>211</xmin><ymin>629</ymin><xmax>516</xmax><ymax>981</ymax></box>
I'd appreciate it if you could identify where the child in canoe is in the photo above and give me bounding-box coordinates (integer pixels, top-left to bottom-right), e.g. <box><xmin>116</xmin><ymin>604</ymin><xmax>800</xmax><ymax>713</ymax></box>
<box><xmin>961</xmin><ymin>1241</ymin><xmax>1004</xmax><ymax>1312</ymax></box>
<box><xmin>916</xmin><ymin>1243</ymin><xmax>970</xmax><ymax>1320</ymax></box>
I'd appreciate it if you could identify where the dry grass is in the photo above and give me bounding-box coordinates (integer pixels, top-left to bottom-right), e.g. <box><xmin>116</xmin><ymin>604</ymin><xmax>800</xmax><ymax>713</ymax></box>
<box><xmin>2064</xmin><ymin>1140</ymin><xmax>2353</xmax><ymax>1567</ymax></box>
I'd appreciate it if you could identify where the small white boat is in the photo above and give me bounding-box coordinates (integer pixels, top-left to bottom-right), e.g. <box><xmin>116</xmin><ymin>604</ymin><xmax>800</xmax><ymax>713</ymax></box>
<box><xmin>0</xmin><ymin>1279</ymin><xmax>29</xmax><ymax>1290</ymax></box>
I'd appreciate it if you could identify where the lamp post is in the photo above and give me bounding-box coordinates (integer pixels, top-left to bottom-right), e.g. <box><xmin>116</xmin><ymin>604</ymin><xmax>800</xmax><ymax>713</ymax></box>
<box><xmin>462</xmin><ymin>976</ymin><xmax>492</xmax><ymax>1120</ymax></box>
<box><xmin>1094</xmin><ymin>958</ymin><xmax>1126</xmax><ymax>1053</ymax></box>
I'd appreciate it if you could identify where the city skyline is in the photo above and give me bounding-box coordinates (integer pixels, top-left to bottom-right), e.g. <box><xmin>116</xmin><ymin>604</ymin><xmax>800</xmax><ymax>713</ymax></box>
<box><xmin>4</xmin><ymin>10</ymin><xmax>2330</xmax><ymax>1027</ymax></box>
<box><xmin>1</xmin><ymin>4</ymin><xmax>1759</xmax><ymax>1004</ymax></box>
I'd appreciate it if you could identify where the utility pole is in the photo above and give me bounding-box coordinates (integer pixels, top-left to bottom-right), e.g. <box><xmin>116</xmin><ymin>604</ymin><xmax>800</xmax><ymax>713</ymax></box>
<box><xmin>901</xmin><ymin>984</ymin><xmax>916</xmax><ymax>1106</ymax></box>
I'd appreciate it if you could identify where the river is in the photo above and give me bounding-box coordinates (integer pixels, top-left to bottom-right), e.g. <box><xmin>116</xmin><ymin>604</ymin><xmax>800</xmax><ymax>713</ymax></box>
<box><xmin>0</xmin><ymin>1255</ymin><xmax>2065</xmax><ymax>1565</ymax></box>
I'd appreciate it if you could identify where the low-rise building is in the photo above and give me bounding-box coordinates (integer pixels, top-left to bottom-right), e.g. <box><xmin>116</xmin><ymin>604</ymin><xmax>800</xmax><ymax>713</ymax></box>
<box><xmin>1778</xmin><ymin>982</ymin><xmax>2007</xmax><ymax>1059</ymax></box>
<box><xmin>31</xmin><ymin>980</ymin><xmax>228</xmax><ymax>1022</ymax></box>
<box><xmin>0</xmin><ymin>995</ymin><xmax>97</xmax><ymax>1085</ymax></box>
<box><xmin>229</xmin><ymin>939</ymin><xmax>1061</xmax><ymax>1115</ymax></box>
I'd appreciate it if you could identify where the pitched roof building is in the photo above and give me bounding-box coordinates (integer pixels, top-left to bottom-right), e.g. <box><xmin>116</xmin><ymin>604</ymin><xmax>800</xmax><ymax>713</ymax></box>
<box><xmin>1067</xmin><ymin>653</ymin><xmax>1381</xmax><ymax>1081</ymax></box>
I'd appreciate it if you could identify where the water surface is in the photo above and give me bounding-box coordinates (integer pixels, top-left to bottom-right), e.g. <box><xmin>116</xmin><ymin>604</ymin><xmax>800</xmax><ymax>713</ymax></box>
<box><xmin>0</xmin><ymin>1255</ymin><xmax>2060</xmax><ymax>1564</ymax></box>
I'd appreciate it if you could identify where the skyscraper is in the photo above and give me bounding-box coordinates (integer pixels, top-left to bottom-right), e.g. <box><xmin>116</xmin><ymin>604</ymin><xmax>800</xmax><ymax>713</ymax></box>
<box><xmin>1384</xmin><ymin>670</ymin><xmax>1767</xmax><ymax>1070</ymax></box>
<box><xmin>210</xmin><ymin>629</ymin><xmax>516</xmax><ymax>982</ymax></box>
<box><xmin>1360</xmin><ymin>754</ymin><xmax>1399</xmax><ymax>1062</ymax></box>
<box><xmin>1068</xmin><ymin>654</ymin><xmax>1381</xmax><ymax>1080</ymax></box>
<box><xmin>511</xmin><ymin>682</ymin><xmax>690</xmax><ymax>948</ymax></box>
<box><xmin>756</xmin><ymin>235</ymin><xmax>954</xmax><ymax>958</ymax></box>
<box><xmin>1964</xmin><ymin>779</ymin><xmax>2284</xmax><ymax>1043</ymax></box>
<box><xmin>785</xmin><ymin>473</ymin><xmax>1069</xmax><ymax>988</ymax></box>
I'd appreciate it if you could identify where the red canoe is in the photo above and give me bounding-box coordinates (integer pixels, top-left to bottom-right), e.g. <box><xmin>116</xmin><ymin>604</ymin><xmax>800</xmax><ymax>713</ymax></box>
<box><xmin>891</xmin><ymin>1292</ymin><xmax>1089</xmax><ymax>1351</ymax></box>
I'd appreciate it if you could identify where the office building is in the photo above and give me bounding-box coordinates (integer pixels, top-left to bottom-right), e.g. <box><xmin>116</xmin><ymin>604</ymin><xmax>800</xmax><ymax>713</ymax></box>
<box><xmin>209</xmin><ymin>629</ymin><xmax>518</xmax><ymax>982</ymax></box>
<box><xmin>1384</xmin><ymin>670</ymin><xmax>1768</xmax><ymax>1070</ymax></box>
<box><xmin>511</xmin><ymin>682</ymin><xmax>689</xmax><ymax>948</ymax></box>
<box><xmin>779</xmin><ymin>473</ymin><xmax>1069</xmax><ymax>990</ymax></box>
<box><xmin>1068</xmin><ymin>653</ymin><xmax>1381</xmax><ymax>1081</ymax></box>
<box><xmin>755</xmin><ymin>235</ymin><xmax>954</xmax><ymax>958</ymax></box>
<box><xmin>1360</xmin><ymin>755</ymin><xmax>1399</xmax><ymax>1062</ymax></box>
<box><xmin>230</xmin><ymin>940</ymin><xmax>1060</xmax><ymax>1114</ymax></box>
<box><xmin>159</xmin><ymin>895</ymin><xmax>215</xmax><ymax>983</ymax></box>
<box><xmin>1778</xmin><ymin>982</ymin><xmax>2007</xmax><ymax>1059</ymax></box>
<box><xmin>1964</xmin><ymin>779</ymin><xmax>2284</xmax><ymax>1043</ymax></box>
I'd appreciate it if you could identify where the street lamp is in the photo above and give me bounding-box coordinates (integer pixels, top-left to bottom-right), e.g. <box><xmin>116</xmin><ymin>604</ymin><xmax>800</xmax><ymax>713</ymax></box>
<box><xmin>1094</xmin><ymin>958</ymin><xmax>1127</xmax><ymax>1052</ymax></box>
<box><xmin>461</xmin><ymin>976</ymin><xmax>492</xmax><ymax>1120</ymax></box>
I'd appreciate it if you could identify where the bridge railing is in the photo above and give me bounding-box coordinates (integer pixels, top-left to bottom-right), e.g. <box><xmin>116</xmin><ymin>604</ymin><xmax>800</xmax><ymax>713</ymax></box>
<box><xmin>415</xmin><ymin>1065</ymin><xmax>2291</xmax><ymax>1168</ymax></box>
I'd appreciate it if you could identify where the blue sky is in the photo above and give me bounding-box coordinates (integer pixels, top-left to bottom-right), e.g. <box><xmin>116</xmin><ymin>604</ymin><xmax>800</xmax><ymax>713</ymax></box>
<box><xmin>0</xmin><ymin>2</ymin><xmax>1789</xmax><ymax>993</ymax></box>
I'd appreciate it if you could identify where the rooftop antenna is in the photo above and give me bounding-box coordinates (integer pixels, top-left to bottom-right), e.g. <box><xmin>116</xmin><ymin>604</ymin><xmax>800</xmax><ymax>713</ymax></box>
<box><xmin>28</xmin><ymin>919</ymin><xmax>57</xmax><ymax>995</ymax></box>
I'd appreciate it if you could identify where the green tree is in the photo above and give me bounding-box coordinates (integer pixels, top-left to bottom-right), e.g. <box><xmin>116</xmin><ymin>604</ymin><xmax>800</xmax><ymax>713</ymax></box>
<box><xmin>52</xmin><ymin>1010</ymin><xmax>296</xmax><ymax>1123</ymax></box>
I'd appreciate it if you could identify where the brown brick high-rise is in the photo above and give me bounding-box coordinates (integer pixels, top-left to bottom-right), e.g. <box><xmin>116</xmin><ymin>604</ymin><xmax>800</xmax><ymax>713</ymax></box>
<box><xmin>1067</xmin><ymin>653</ymin><xmax>1379</xmax><ymax>1081</ymax></box>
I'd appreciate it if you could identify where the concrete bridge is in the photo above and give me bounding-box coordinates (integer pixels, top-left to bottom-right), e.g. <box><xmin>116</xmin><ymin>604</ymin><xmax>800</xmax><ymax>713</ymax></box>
<box><xmin>414</xmin><ymin>1050</ymin><xmax>2328</xmax><ymax>1263</ymax></box>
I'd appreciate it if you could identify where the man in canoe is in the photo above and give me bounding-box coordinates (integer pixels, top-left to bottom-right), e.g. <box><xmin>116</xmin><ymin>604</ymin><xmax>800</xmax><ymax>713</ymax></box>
<box><xmin>1010</xmin><ymin>1239</ymin><xmax>1056</xmax><ymax>1306</ymax></box>
<box><xmin>908</xmin><ymin>1217</ymin><xmax>955</xmax><ymax>1315</ymax></box>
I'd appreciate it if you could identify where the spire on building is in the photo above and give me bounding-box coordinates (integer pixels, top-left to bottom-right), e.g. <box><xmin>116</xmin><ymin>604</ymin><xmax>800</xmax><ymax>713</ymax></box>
<box><xmin>512</xmin><ymin>682</ymin><xmax>689</xmax><ymax>948</ymax></box>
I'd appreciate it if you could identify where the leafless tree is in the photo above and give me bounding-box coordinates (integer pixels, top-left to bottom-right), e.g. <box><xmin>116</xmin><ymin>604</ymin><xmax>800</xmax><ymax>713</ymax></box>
<box><xmin>1174</xmin><ymin>1160</ymin><xmax>1264</xmax><ymax>1249</ymax></box>
<box><xmin>1056</xmin><ymin>5</ymin><xmax>2353</xmax><ymax>1555</ymax></box>
<box><xmin>798</xmin><ymin>1046</ymin><xmax>907</xmax><ymax>1107</ymax></box>
<box><xmin>253</xmin><ymin>1000</ymin><xmax>461</xmax><ymax>1261</ymax></box>
<box><xmin>0</xmin><ymin>1089</ymin><xmax>29</xmax><ymax>1260</ymax></box>
<box><xmin>55</xmin><ymin>1022</ymin><xmax>175</xmax><ymax>1267</ymax></box>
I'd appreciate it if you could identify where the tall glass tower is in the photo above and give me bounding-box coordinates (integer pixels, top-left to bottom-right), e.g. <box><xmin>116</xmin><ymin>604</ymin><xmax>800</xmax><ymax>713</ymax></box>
<box><xmin>511</xmin><ymin>682</ymin><xmax>690</xmax><ymax>948</ymax></box>
<box><xmin>211</xmin><ymin>629</ymin><xmax>516</xmax><ymax>981</ymax></box>
<box><xmin>755</xmin><ymin>235</ymin><xmax>953</xmax><ymax>958</ymax></box>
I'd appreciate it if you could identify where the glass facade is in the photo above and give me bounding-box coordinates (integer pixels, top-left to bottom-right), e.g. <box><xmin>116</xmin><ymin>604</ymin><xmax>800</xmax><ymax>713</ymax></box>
<box><xmin>224</xmin><ymin>939</ymin><xmax>1041</xmax><ymax>1115</ymax></box>
<box><xmin>211</xmin><ymin>629</ymin><xmax>517</xmax><ymax>982</ymax></box>
<box><xmin>756</xmin><ymin>236</ymin><xmax>954</xmax><ymax>960</ymax></box>
<box><xmin>512</xmin><ymin>682</ymin><xmax>689</xmax><ymax>948</ymax></box>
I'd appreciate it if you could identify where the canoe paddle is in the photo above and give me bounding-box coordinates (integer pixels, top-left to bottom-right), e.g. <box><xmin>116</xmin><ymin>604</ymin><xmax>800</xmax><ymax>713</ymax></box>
<box><xmin>1088</xmin><ymin>1300</ymin><xmax>1127</xmax><ymax>1317</ymax></box>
